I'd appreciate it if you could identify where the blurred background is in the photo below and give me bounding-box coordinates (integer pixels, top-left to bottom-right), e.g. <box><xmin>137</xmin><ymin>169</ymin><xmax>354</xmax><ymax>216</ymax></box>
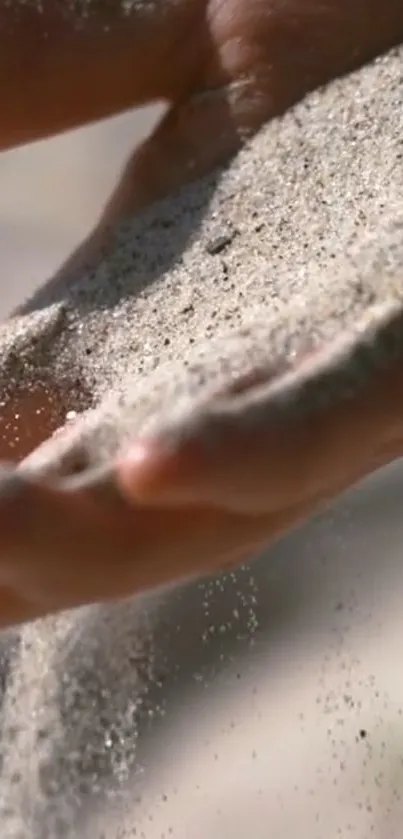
<box><xmin>0</xmin><ymin>103</ymin><xmax>165</xmax><ymax>316</ymax></box>
<box><xmin>1</xmin><ymin>109</ymin><xmax>403</xmax><ymax>838</ymax></box>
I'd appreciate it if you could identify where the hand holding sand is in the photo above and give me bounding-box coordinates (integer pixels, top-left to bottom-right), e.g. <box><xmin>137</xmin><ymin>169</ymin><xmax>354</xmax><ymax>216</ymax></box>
<box><xmin>1</xmin><ymin>292</ymin><xmax>403</xmax><ymax>627</ymax></box>
<box><xmin>0</xmin><ymin>0</ymin><xmax>403</xmax><ymax>628</ymax></box>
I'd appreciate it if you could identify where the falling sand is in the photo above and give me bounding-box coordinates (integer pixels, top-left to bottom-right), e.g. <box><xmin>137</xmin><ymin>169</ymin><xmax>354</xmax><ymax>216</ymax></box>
<box><xmin>0</xmin><ymin>45</ymin><xmax>403</xmax><ymax>837</ymax></box>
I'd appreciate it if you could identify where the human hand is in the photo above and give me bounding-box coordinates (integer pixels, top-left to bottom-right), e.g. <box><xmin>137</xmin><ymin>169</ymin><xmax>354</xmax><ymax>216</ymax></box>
<box><xmin>0</xmin><ymin>329</ymin><xmax>402</xmax><ymax>628</ymax></box>
<box><xmin>1</xmin><ymin>0</ymin><xmax>403</xmax><ymax>629</ymax></box>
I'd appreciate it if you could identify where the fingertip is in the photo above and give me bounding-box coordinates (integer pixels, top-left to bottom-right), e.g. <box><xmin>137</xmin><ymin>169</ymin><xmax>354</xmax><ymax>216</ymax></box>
<box><xmin>116</xmin><ymin>439</ymin><xmax>181</xmax><ymax>503</ymax></box>
<box><xmin>116</xmin><ymin>436</ymin><xmax>208</xmax><ymax>507</ymax></box>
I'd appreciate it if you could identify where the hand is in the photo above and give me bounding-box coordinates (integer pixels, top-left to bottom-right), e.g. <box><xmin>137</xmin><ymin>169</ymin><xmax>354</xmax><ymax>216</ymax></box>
<box><xmin>0</xmin><ymin>349</ymin><xmax>401</xmax><ymax>628</ymax></box>
<box><xmin>1</xmin><ymin>0</ymin><xmax>403</xmax><ymax>630</ymax></box>
<box><xmin>2</xmin><ymin>0</ymin><xmax>403</xmax><ymax>213</ymax></box>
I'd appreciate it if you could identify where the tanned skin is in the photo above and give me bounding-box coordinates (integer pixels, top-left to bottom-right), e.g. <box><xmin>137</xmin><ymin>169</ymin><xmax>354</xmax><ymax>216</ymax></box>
<box><xmin>2</xmin><ymin>0</ymin><xmax>403</xmax><ymax>209</ymax></box>
<box><xmin>0</xmin><ymin>0</ymin><xmax>403</xmax><ymax>627</ymax></box>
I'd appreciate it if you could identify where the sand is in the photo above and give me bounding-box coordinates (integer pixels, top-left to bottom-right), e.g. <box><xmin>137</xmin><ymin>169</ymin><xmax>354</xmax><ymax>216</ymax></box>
<box><xmin>0</xmin><ymin>44</ymin><xmax>403</xmax><ymax>838</ymax></box>
<box><xmin>9</xmin><ymin>44</ymin><xmax>403</xmax><ymax>478</ymax></box>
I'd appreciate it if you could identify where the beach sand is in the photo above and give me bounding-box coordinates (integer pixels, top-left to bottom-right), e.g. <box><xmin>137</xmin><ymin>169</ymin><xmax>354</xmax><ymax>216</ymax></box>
<box><xmin>0</xmin><ymin>46</ymin><xmax>403</xmax><ymax>838</ymax></box>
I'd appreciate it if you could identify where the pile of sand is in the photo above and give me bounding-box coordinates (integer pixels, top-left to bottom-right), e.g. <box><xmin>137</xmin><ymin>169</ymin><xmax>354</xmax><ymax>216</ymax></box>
<box><xmin>6</xmin><ymin>46</ymin><xmax>403</xmax><ymax>476</ymax></box>
<box><xmin>0</xmin><ymin>44</ymin><xmax>402</xmax><ymax>838</ymax></box>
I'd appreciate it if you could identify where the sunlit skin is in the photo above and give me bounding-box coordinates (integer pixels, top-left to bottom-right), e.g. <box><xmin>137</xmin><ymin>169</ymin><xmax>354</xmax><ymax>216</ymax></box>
<box><xmin>0</xmin><ymin>0</ymin><xmax>403</xmax><ymax>627</ymax></box>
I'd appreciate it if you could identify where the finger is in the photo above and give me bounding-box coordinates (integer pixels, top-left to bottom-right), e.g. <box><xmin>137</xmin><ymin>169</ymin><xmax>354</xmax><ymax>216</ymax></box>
<box><xmin>0</xmin><ymin>465</ymin><xmax>298</xmax><ymax>615</ymax></box>
<box><xmin>2</xmin><ymin>0</ymin><xmax>402</xmax><ymax>153</ymax></box>
<box><xmin>117</xmin><ymin>355</ymin><xmax>403</xmax><ymax>514</ymax></box>
<box><xmin>102</xmin><ymin>86</ymin><xmax>242</xmax><ymax>219</ymax></box>
<box><xmin>0</xmin><ymin>438</ymin><xmax>397</xmax><ymax>630</ymax></box>
<box><xmin>0</xmin><ymin>0</ymin><xmax>201</xmax><ymax>150</ymax></box>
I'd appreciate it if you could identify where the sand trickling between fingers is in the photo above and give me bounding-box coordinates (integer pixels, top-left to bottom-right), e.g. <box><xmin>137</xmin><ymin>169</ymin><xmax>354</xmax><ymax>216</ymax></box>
<box><xmin>0</xmin><ymin>46</ymin><xmax>402</xmax><ymax>837</ymax></box>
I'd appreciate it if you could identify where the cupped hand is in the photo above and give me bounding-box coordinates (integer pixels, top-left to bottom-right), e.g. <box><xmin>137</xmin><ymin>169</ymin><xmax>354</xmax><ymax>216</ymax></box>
<box><xmin>1</xmin><ymin>0</ymin><xmax>403</xmax><ymax>631</ymax></box>
<box><xmin>0</xmin><ymin>353</ymin><xmax>401</xmax><ymax>630</ymax></box>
